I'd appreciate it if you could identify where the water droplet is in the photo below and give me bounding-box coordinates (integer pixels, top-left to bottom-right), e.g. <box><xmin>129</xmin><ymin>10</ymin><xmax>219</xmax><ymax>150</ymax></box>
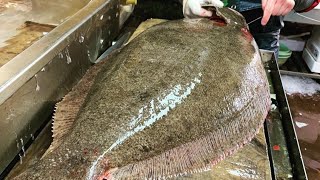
<box><xmin>100</xmin><ymin>39</ymin><xmax>104</xmax><ymax>44</ymax></box>
<box><xmin>87</xmin><ymin>50</ymin><xmax>91</xmax><ymax>60</ymax></box>
<box><xmin>67</xmin><ymin>57</ymin><xmax>72</xmax><ymax>64</ymax></box>
<box><xmin>31</xmin><ymin>134</ymin><xmax>34</xmax><ymax>140</ymax></box>
<box><xmin>43</xmin><ymin>32</ymin><xmax>48</xmax><ymax>35</ymax></box>
<box><xmin>34</xmin><ymin>74</ymin><xmax>40</xmax><ymax>91</ymax></box>
<box><xmin>112</xmin><ymin>41</ymin><xmax>116</xmax><ymax>46</ymax></box>
<box><xmin>22</xmin><ymin>146</ymin><xmax>26</xmax><ymax>157</ymax></box>
<box><xmin>20</xmin><ymin>138</ymin><xmax>24</xmax><ymax>145</ymax></box>
<box><xmin>19</xmin><ymin>153</ymin><xmax>23</xmax><ymax>164</ymax></box>
<box><xmin>116</xmin><ymin>13</ymin><xmax>119</xmax><ymax>18</ymax></box>
<box><xmin>41</xmin><ymin>67</ymin><xmax>45</xmax><ymax>72</ymax></box>
<box><xmin>65</xmin><ymin>49</ymin><xmax>72</xmax><ymax>64</ymax></box>
<box><xmin>58</xmin><ymin>52</ymin><xmax>64</xmax><ymax>59</ymax></box>
<box><xmin>79</xmin><ymin>35</ymin><xmax>85</xmax><ymax>43</ymax></box>
<box><xmin>100</xmin><ymin>15</ymin><xmax>104</xmax><ymax>20</ymax></box>
<box><xmin>36</xmin><ymin>84</ymin><xmax>40</xmax><ymax>91</ymax></box>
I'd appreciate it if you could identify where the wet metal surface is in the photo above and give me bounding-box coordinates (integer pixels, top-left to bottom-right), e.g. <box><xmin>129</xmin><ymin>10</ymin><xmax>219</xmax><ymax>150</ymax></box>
<box><xmin>5</xmin><ymin>120</ymin><xmax>53</xmax><ymax>180</ymax></box>
<box><xmin>0</xmin><ymin>0</ymin><xmax>91</xmax><ymax>48</ymax></box>
<box><xmin>287</xmin><ymin>93</ymin><xmax>320</xmax><ymax>180</ymax></box>
<box><xmin>265</xmin><ymin>57</ymin><xmax>307</xmax><ymax>179</ymax></box>
<box><xmin>0</xmin><ymin>21</ymin><xmax>56</xmax><ymax>67</ymax></box>
<box><xmin>280</xmin><ymin>51</ymin><xmax>320</xmax><ymax>179</ymax></box>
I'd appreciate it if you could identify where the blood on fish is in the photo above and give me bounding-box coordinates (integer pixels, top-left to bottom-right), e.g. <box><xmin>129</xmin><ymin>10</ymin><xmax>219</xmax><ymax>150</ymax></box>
<box><xmin>98</xmin><ymin>171</ymin><xmax>111</xmax><ymax>180</ymax></box>
<box><xmin>83</xmin><ymin>148</ymin><xmax>88</xmax><ymax>155</ymax></box>
<box><xmin>94</xmin><ymin>148</ymin><xmax>99</xmax><ymax>156</ymax></box>
<box><xmin>273</xmin><ymin>145</ymin><xmax>280</xmax><ymax>151</ymax></box>
<box><xmin>241</xmin><ymin>27</ymin><xmax>253</xmax><ymax>41</ymax></box>
<box><xmin>97</xmin><ymin>160</ymin><xmax>112</xmax><ymax>180</ymax></box>
<box><xmin>209</xmin><ymin>15</ymin><xmax>227</xmax><ymax>26</ymax></box>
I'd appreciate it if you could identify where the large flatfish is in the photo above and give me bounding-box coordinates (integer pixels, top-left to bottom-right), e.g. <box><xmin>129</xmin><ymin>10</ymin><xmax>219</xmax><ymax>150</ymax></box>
<box><xmin>14</xmin><ymin>8</ymin><xmax>270</xmax><ymax>180</ymax></box>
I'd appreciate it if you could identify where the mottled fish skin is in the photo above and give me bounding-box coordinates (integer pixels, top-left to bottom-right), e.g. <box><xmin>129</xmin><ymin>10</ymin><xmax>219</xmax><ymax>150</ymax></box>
<box><xmin>15</xmin><ymin>8</ymin><xmax>270</xmax><ymax>180</ymax></box>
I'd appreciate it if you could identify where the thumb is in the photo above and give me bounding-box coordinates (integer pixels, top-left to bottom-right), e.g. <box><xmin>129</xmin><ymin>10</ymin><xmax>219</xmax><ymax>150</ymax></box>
<box><xmin>200</xmin><ymin>8</ymin><xmax>213</xmax><ymax>17</ymax></box>
<box><xmin>189</xmin><ymin>0</ymin><xmax>213</xmax><ymax>17</ymax></box>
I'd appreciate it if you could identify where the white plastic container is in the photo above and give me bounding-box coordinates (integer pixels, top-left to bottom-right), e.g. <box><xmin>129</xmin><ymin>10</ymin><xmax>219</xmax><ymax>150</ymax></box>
<box><xmin>303</xmin><ymin>26</ymin><xmax>320</xmax><ymax>73</ymax></box>
<box><xmin>303</xmin><ymin>48</ymin><xmax>320</xmax><ymax>73</ymax></box>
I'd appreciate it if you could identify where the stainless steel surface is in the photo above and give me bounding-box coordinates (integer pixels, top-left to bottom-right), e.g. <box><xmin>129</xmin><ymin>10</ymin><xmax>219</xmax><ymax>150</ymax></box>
<box><xmin>262</xmin><ymin>50</ymin><xmax>293</xmax><ymax>179</ymax></box>
<box><xmin>119</xmin><ymin>4</ymin><xmax>135</xmax><ymax>28</ymax></box>
<box><xmin>280</xmin><ymin>70</ymin><xmax>320</xmax><ymax>80</ymax></box>
<box><xmin>0</xmin><ymin>0</ymin><xmax>120</xmax><ymax>175</ymax></box>
<box><xmin>0</xmin><ymin>0</ymin><xmax>91</xmax><ymax>48</ymax></box>
<box><xmin>260</xmin><ymin>49</ymin><xmax>275</xmax><ymax>63</ymax></box>
<box><xmin>96</xmin><ymin>31</ymin><xmax>132</xmax><ymax>63</ymax></box>
<box><xmin>263</xmin><ymin>50</ymin><xmax>308</xmax><ymax>179</ymax></box>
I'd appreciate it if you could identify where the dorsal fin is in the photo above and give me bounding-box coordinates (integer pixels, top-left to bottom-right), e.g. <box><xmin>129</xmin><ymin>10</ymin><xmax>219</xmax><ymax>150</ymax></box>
<box><xmin>42</xmin><ymin>61</ymin><xmax>106</xmax><ymax>158</ymax></box>
<box><xmin>103</xmin><ymin>112</ymin><xmax>267</xmax><ymax>180</ymax></box>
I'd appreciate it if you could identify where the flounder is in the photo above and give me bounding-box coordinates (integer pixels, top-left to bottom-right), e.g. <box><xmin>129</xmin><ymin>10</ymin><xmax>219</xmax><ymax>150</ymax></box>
<box><xmin>14</xmin><ymin>8</ymin><xmax>270</xmax><ymax>180</ymax></box>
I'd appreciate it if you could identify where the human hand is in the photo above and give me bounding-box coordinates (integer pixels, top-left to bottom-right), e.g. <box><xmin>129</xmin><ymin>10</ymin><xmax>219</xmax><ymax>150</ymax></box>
<box><xmin>183</xmin><ymin>0</ymin><xmax>224</xmax><ymax>19</ymax></box>
<box><xmin>261</xmin><ymin>0</ymin><xmax>295</xmax><ymax>25</ymax></box>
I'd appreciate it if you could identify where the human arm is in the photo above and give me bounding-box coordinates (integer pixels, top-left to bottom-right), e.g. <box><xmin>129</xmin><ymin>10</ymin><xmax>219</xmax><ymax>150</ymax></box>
<box><xmin>261</xmin><ymin>0</ymin><xmax>319</xmax><ymax>25</ymax></box>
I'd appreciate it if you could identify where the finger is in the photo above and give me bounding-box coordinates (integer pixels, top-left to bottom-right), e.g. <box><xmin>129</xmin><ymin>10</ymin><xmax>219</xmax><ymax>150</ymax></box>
<box><xmin>274</xmin><ymin>1</ymin><xmax>286</xmax><ymax>15</ymax></box>
<box><xmin>199</xmin><ymin>8</ymin><xmax>213</xmax><ymax>17</ymax></box>
<box><xmin>206</xmin><ymin>0</ymin><xmax>224</xmax><ymax>8</ymax></box>
<box><xmin>283</xmin><ymin>7</ymin><xmax>293</xmax><ymax>15</ymax></box>
<box><xmin>282</xmin><ymin>1</ymin><xmax>295</xmax><ymax>15</ymax></box>
<box><xmin>277</xmin><ymin>4</ymin><xmax>288</xmax><ymax>15</ymax></box>
<box><xmin>261</xmin><ymin>0</ymin><xmax>267</xmax><ymax>10</ymax></box>
<box><xmin>261</xmin><ymin>0</ymin><xmax>275</xmax><ymax>25</ymax></box>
